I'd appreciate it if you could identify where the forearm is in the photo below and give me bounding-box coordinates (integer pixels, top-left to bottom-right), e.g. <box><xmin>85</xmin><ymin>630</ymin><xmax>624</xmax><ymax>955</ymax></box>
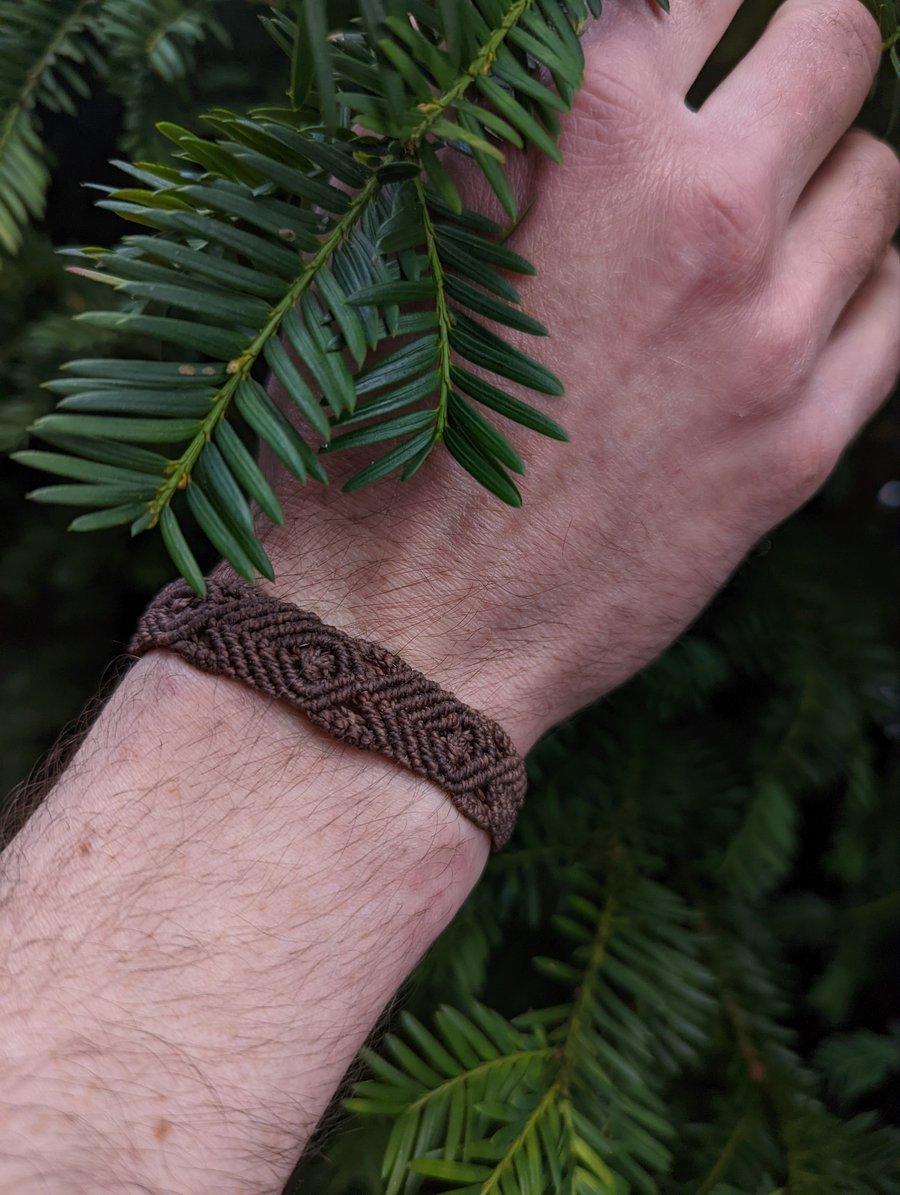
<box><xmin>0</xmin><ymin>650</ymin><xmax>487</xmax><ymax>1194</ymax></box>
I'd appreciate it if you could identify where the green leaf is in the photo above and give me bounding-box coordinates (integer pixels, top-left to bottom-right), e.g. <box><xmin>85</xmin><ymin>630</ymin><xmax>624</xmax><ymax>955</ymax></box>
<box><xmin>449</xmin><ymin>314</ymin><xmax>564</xmax><ymax>396</ymax></box>
<box><xmin>342</xmin><ymin>428</ymin><xmax>435</xmax><ymax>491</ymax></box>
<box><xmin>116</xmin><ymin>280</ymin><xmax>271</xmax><ymax>328</ymax></box>
<box><xmin>426</xmin><ymin>197</ymin><xmax>503</xmax><ymax>236</ymax></box>
<box><xmin>28</xmin><ymin>481</ymin><xmax>160</xmax><ymax>506</ymax></box>
<box><xmin>328</xmin><ymin>409</ymin><xmax>436</xmax><ymax>452</ymax></box>
<box><xmin>58</xmin><ymin>389</ymin><xmax>214</xmax><ymax>417</ymax></box>
<box><xmin>458</xmin><ymin>112</ymin><xmax>517</xmax><ymax>218</ymax></box>
<box><xmin>508</xmin><ymin>23</ymin><xmax>582</xmax><ymax>87</ymax></box>
<box><xmin>195</xmin><ymin>441</ymin><xmax>254</xmax><ymax>534</ymax></box>
<box><xmin>377</xmin><ymin>37</ymin><xmax>433</xmax><ymax>103</ymax></box>
<box><xmin>437</xmin><ymin>0</ymin><xmax>463</xmax><ymax>68</ymax></box>
<box><xmin>284</xmin><ymin>299</ymin><xmax>356</xmax><ymax>416</ymax></box>
<box><xmin>234</xmin><ymin>149</ymin><xmax>350</xmax><ymax>213</ymax></box>
<box><xmin>408</xmin><ymin>1159</ymin><xmax>492</xmax><ymax>1181</ymax></box>
<box><xmin>264</xmin><ymin>337</ymin><xmax>332</xmax><ymax>440</ymax></box>
<box><xmin>332</xmin><ymin>236</ymin><xmax>385</xmax><ymax>347</ymax></box>
<box><xmin>60</xmin><ymin>358</ymin><xmax>226</xmax><ymax>386</ymax></box>
<box><xmin>401</xmin><ymin>434</ymin><xmax>435</xmax><ymax>481</ymax></box>
<box><xmin>176</xmin><ymin>181</ymin><xmax>320</xmax><ymax>249</ymax></box>
<box><xmin>448</xmin><ymin>392</ymin><xmax>525</xmax><ymax>474</ymax></box>
<box><xmin>419</xmin><ymin>140</ymin><xmax>462</xmax><ymax>214</ymax></box>
<box><xmin>354</xmin><ymin>336</ymin><xmax>438</xmax><ymax>395</ymax></box>
<box><xmin>301</xmin><ymin>0</ymin><xmax>338</xmax><ymax>129</ymax></box>
<box><xmin>432</xmin><ymin>116</ymin><xmax>506</xmax><ymax>161</ymax></box>
<box><xmin>476</xmin><ymin>74</ymin><xmax>562</xmax><ymax>162</ymax></box>
<box><xmin>375</xmin><ymin>158</ymin><xmax>425</xmax><ymax>181</ymax></box>
<box><xmin>68</xmin><ymin>503</ymin><xmax>150</xmax><ymax>532</ymax></box>
<box><xmin>337</xmin><ymin>370</ymin><xmax>439</xmax><ymax>427</ymax></box>
<box><xmin>456</xmin><ymin>97</ymin><xmax>524</xmax><ymax>149</ymax></box>
<box><xmin>159</xmin><ymin>506</ymin><xmax>207</xmax><ymax>596</ymax></box>
<box><xmin>27</xmin><ymin>432</ymin><xmax>170</xmax><ymax>475</ymax></box>
<box><xmin>394</xmin><ymin>310</ymin><xmax>439</xmax><ymax>335</ymax></box>
<box><xmin>111</xmin><ymin>160</ymin><xmax>186</xmax><ymax>189</ymax></box>
<box><xmin>0</xmin><ymin>2</ymin><xmax>99</xmax><ymax>257</ymax></box>
<box><xmin>398</xmin><ymin>1012</ymin><xmax>463</xmax><ymax>1078</ymax></box>
<box><xmin>383</xmin><ymin>16</ymin><xmax>456</xmax><ymax>89</ymax></box>
<box><xmin>378</xmin><ymin>216</ymin><xmax>427</xmax><ymax>254</ymax></box>
<box><xmin>12</xmin><ymin>450</ymin><xmax>158</xmax><ymax>487</ymax></box>
<box><xmin>32</xmin><ymin>413</ymin><xmax>202</xmax><ymax>443</ymax></box>
<box><xmin>436</xmin><ymin>238</ymin><xmax>522</xmax><ymax>304</ymax></box>
<box><xmin>214</xmin><ymin>420</ymin><xmax>284</xmax><ymax>527</ymax></box>
<box><xmin>286</xmin><ymin>10</ymin><xmax>312</xmax><ymax>108</ymax></box>
<box><xmin>346</xmin><ymin>279</ymin><xmax>437</xmax><ymax>306</ymax></box>
<box><xmin>317</xmin><ymin>266</ymin><xmax>367</xmax><ymax>366</ymax></box>
<box><xmin>444</xmin><ymin>424</ymin><xmax>522</xmax><ymax>507</ymax></box>
<box><xmin>125</xmin><ymin>235</ymin><xmax>286</xmax><ymax>301</ymax></box>
<box><xmin>235</xmin><ymin>379</ymin><xmax>326</xmax><ymax>484</ymax></box>
<box><xmin>152</xmin><ymin>208</ymin><xmax>302</xmax><ymax>279</ymax></box>
<box><xmin>186</xmin><ymin>482</ymin><xmax>257</xmax><ymax>582</ymax></box>
<box><xmin>445</xmin><ymin>275</ymin><xmax>548</xmax><ymax>336</ymax></box>
<box><xmin>157</xmin><ymin>123</ymin><xmax>260</xmax><ymax>185</ymax></box>
<box><xmin>261</xmin><ymin>126</ymin><xmax>372</xmax><ymax>188</ymax></box>
<box><xmin>75</xmin><ymin>311</ymin><xmax>245</xmax><ymax>361</ymax></box>
<box><xmin>434</xmin><ymin>225</ymin><xmax>536</xmax><ymax>275</ymax></box>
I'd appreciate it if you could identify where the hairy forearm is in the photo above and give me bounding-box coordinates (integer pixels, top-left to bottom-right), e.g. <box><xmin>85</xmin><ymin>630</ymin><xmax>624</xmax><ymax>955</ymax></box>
<box><xmin>0</xmin><ymin>651</ymin><xmax>487</xmax><ymax>1194</ymax></box>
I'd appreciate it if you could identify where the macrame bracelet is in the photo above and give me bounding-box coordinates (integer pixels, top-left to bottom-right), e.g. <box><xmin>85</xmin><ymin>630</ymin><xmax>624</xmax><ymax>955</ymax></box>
<box><xmin>129</xmin><ymin>577</ymin><xmax>526</xmax><ymax>849</ymax></box>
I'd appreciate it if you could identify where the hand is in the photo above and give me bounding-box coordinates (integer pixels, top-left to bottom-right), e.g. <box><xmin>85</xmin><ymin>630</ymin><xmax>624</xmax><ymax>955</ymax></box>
<box><xmin>258</xmin><ymin>0</ymin><xmax>899</xmax><ymax>755</ymax></box>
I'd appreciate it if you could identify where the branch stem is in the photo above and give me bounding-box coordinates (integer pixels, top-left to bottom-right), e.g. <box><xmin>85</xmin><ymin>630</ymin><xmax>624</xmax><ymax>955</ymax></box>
<box><xmin>407</xmin><ymin>0</ymin><xmax>534</xmax><ymax>145</ymax></box>
<box><xmin>415</xmin><ymin>177</ymin><xmax>452</xmax><ymax>438</ymax></box>
<box><xmin>146</xmin><ymin>168</ymin><xmax>384</xmax><ymax>524</ymax></box>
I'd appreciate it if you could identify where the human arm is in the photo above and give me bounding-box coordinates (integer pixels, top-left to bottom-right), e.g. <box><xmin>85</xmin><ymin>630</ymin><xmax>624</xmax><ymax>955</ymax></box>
<box><xmin>1</xmin><ymin>0</ymin><xmax>898</xmax><ymax>1190</ymax></box>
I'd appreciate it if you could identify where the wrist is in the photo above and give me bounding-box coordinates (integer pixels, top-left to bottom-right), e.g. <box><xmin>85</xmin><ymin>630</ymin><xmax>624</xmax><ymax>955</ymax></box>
<box><xmin>249</xmin><ymin>498</ymin><xmax>557</xmax><ymax>755</ymax></box>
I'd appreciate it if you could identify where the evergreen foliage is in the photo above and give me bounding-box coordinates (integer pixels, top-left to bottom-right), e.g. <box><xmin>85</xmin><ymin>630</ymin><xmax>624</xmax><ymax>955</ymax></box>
<box><xmin>0</xmin><ymin>0</ymin><xmax>233</xmax><ymax>258</ymax></box>
<box><xmin>4</xmin><ymin>0</ymin><xmax>899</xmax><ymax>592</ymax></box>
<box><xmin>0</xmin><ymin>0</ymin><xmax>102</xmax><ymax>258</ymax></box>
<box><xmin>1</xmin><ymin>3</ymin><xmax>898</xmax><ymax>1194</ymax></box>
<box><xmin>8</xmin><ymin>0</ymin><xmax>606</xmax><ymax>591</ymax></box>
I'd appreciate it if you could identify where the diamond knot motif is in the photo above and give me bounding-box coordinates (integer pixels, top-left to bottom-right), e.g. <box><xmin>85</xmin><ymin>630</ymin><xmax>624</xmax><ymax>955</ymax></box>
<box><xmin>445</xmin><ymin>726</ymin><xmax>476</xmax><ymax>763</ymax></box>
<box><xmin>300</xmin><ymin>646</ymin><xmax>337</xmax><ymax>681</ymax></box>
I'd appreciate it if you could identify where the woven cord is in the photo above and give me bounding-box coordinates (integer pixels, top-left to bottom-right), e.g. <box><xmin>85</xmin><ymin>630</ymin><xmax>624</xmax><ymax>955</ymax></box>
<box><xmin>129</xmin><ymin>577</ymin><xmax>526</xmax><ymax>848</ymax></box>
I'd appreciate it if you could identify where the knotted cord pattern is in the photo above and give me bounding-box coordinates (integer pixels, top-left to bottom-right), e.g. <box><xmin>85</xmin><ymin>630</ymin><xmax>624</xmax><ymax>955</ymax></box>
<box><xmin>129</xmin><ymin>577</ymin><xmax>526</xmax><ymax>848</ymax></box>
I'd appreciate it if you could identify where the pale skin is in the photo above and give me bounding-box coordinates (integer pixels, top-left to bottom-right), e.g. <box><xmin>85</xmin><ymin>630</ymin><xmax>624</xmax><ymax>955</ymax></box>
<box><xmin>1</xmin><ymin>0</ymin><xmax>898</xmax><ymax>1190</ymax></box>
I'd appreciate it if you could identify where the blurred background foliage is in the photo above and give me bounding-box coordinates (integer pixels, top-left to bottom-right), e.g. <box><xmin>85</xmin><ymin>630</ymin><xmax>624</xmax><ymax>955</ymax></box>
<box><xmin>0</xmin><ymin>2</ymin><xmax>898</xmax><ymax>1192</ymax></box>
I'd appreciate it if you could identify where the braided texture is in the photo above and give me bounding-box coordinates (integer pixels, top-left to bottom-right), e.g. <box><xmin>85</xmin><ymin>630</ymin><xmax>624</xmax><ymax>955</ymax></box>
<box><xmin>129</xmin><ymin>577</ymin><xmax>526</xmax><ymax>848</ymax></box>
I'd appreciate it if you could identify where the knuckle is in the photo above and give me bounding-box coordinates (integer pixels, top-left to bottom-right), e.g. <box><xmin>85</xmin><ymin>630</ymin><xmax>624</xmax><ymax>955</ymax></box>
<box><xmin>746</xmin><ymin>310</ymin><xmax>817</xmax><ymax>412</ymax></box>
<box><xmin>766</xmin><ymin>315</ymin><xmax>816</xmax><ymax>387</ymax></box>
<box><xmin>783</xmin><ymin>0</ymin><xmax>881</xmax><ymax>80</ymax></box>
<box><xmin>674</xmin><ymin>167</ymin><xmax>773</xmax><ymax>289</ymax></box>
<box><xmin>775</xmin><ymin>426</ymin><xmax>842</xmax><ymax>502</ymax></box>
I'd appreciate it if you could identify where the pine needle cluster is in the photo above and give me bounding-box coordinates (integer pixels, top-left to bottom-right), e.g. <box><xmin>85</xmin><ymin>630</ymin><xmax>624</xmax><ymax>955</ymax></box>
<box><xmin>7</xmin><ymin>0</ymin><xmax>617</xmax><ymax>591</ymax></box>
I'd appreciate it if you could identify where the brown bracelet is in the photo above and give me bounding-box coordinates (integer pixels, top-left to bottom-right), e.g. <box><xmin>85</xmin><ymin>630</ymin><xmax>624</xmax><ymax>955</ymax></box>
<box><xmin>129</xmin><ymin>577</ymin><xmax>526</xmax><ymax>848</ymax></box>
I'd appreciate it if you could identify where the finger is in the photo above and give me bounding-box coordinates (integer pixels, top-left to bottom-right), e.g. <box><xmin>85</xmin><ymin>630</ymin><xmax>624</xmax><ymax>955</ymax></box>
<box><xmin>703</xmin><ymin>0</ymin><xmax>882</xmax><ymax>211</ymax></box>
<box><xmin>585</xmin><ymin>0</ymin><xmax>744</xmax><ymax>95</ymax></box>
<box><xmin>780</xmin><ymin>130</ymin><xmax>900</xmax><ymax>334</ymax></box>
<box><xmin>807</xmin><ymin>248</ymin><xmax>900</xmax><ymax>448</ymax></box>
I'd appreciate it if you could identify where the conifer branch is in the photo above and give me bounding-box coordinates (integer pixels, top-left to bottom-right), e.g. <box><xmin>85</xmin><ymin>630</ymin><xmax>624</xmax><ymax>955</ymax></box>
<box><xmin>146</xmin><ymin>167</ymin><xmax>384</xmax><ymax>533</ymax></box>
<box><xmin>406</xmin><ymin>0</ymin><xmax>533</xmax><ymax>144</ymax></box>
<box><xmin>0</xmin><ymin>0</ymin><xmax>101</xmax><ymax>257</ymax></box>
